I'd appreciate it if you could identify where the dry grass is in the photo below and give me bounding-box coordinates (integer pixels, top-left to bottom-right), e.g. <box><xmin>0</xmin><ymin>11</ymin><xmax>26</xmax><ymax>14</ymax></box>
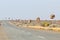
<box><xmin>9</xmin><ymin>20</ymin><xmax>60</xmax><ymax>32</ymax></box>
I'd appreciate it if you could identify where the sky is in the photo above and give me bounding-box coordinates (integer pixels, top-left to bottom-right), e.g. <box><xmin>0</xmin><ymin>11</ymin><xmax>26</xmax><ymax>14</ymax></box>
<box><xmin>0</xmin><ymin>0</ymin><xmax>60</xmax><ymax>20</ymax></box>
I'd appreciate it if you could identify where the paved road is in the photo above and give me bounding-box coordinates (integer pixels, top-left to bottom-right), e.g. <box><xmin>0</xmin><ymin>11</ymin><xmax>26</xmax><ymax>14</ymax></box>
<box><xmin>1</xmin><ymin>21</ymin><xmax>60</xmax><ymax>40</ymax></box>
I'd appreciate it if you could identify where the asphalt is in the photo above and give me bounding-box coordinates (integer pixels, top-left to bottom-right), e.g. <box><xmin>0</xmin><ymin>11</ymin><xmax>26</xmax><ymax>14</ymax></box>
<box><xmin>1</xmin><ymin>21</ymin><xmax>60</xmax><ymax>40</ymax></box>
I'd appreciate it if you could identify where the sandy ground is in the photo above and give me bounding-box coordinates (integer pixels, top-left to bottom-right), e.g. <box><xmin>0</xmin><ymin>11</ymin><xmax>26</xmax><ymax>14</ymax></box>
<box><xmin>0</xmin><ymin>26</ymin><xmax>8</xmax><ymax>40</ymax></box>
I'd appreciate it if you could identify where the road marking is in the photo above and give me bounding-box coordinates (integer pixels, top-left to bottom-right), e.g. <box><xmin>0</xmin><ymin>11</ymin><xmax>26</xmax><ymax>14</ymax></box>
<box><xmin>26</xmin><ymin>32</ymin><xmax>32</xmax><ymax>35</ymax></box>
<box><xmin>37</xmin><ymin>35</ymin><xmax>46</xmax><ymax>39</ymax></box>
<box><xmin>21</xmin><ymin>30</ymin><xmax>26</xmax><ymax>33</ymax></box>
<box><xmin>20</xmin><ymin>30</ymin><xmax>32</xmax><ymax>35</ymax></box>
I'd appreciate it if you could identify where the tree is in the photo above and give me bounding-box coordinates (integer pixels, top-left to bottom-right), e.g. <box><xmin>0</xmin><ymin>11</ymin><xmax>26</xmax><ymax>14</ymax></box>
<box><xmin>36</xmin><ymin>17</ymin><xmax>40</xmax><ymax>23</ymax></box>
<box><xmin>28</xmin><ymin>20</ymin><xmax>32</xmax><ymax>23</ymax></box>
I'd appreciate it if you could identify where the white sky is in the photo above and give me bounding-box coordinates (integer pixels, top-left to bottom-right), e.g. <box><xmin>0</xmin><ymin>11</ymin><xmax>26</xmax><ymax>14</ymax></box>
<box><xmin>0</xmin><ymin>0</ymin><xmax>60</xmax><ymax>20</ymax></box>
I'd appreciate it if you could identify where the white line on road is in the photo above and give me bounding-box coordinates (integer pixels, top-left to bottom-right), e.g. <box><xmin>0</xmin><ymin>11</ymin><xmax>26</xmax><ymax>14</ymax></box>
<box><xmin>21</xmin><ymin>30</ymin><xmax>25</xmax><ymax>33</ymax></box>
<box><xmin>20</xmin><ymin>30</ymin><xmax>32</xmax><ymax>35</ymax></box>
<box><xmin>37</xmin><ymin>35</ymin><xmax>46</xmax><ymax>39</ymax></box>
<box><xmin>26</xmin><ymin>32</ymin><xmax>32</xmax><ymax>35</ymax></box>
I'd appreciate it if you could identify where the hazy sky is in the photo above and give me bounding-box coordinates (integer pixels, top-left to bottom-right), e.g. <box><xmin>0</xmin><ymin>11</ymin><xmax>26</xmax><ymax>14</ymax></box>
<box><xmin>0</xmin><ymin>0</ymin><xmax>60</xmax><ymax>20</ymax></box>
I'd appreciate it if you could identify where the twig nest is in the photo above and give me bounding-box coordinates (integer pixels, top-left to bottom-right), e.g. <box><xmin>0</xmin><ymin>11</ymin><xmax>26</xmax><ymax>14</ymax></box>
<box><xmin>50</xmin><ymin>14</ymin><xmax>55</xmax><ymax>19</ymax></box>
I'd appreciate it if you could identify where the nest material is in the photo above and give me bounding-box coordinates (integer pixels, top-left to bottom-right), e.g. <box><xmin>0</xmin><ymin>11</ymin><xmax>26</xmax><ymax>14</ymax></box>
<box><xmin>50</xmin><ymin>14</ymin><xmax>55</xmax><ymax>19</ymax></box>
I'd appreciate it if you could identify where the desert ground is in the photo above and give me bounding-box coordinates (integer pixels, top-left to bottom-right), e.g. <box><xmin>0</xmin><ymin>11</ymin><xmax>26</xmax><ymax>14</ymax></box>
<box><xmin>0</xmin><ymin>20</ymin><xmax>60</xmax><ymax>40</ymax></box>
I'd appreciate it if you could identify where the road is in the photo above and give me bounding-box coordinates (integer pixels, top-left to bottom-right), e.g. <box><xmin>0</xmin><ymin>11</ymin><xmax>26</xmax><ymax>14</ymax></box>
<box><xmin>1</xmin><ymin>20</ymin><xmax>60</xmax><ymax>40</ymax></box>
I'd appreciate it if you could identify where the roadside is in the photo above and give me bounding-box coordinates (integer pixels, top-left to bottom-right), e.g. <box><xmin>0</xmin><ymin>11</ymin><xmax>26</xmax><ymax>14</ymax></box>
<box><xmin>0</xmin><ymin>22</ymin><xmax>8</xmax><ymax>40</ymax></box>
<box><xmin>9</xmin><ymin>21</ymin><xmax>60</xmax><ymax>32</ymax></box>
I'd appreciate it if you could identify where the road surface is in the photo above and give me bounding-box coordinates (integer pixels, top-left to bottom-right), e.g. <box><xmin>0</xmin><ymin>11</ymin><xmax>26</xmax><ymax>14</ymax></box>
<box><xmin>1</xmin><ymin>21</ymin><xmax>60</xmax><ymax>40</ymax></box>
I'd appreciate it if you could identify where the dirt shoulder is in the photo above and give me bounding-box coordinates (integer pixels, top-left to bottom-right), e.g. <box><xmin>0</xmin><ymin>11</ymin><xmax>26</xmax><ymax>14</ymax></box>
<box><xmin>0</xmin><ymin>26</ymin><xmax>8</xmax><ymax>40</ymax></box>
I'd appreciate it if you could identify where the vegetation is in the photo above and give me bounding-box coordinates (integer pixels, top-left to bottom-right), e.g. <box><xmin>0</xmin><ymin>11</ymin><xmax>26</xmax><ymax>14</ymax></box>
<box><xmin>36</xmin><ymin>17</ymin><xmax>40</xmax><ymax>23</ymax></box>
<box><xmin>28</xmin><ymin>20</ymin><xmax>32</xmax><ymax>23</ymax></box>
<box><xmin>49</xmin><ymin>24</ymin><xmax>60</xmax><ymax>28</ymax></box>
<box><xmin>41</xmin><ymin>21</ymin><xmax>51</xmax><ymax>27</ymax></box>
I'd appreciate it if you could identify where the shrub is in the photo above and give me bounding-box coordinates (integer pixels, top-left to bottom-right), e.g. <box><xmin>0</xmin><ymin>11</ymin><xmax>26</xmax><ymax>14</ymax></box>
<box><xmin>41</xmin><ymin>21</ymin><xmax>50</xmax><ymax>27</ymax></box>
<box><xmin>49</xmin><ymin>24</ymin><xmax>60</xmax><ymax>27</ymax></box>
<box><xmin>36</xmin><ymin>17</ymin><xmax>40</xmax><ymax>23</ymax></box>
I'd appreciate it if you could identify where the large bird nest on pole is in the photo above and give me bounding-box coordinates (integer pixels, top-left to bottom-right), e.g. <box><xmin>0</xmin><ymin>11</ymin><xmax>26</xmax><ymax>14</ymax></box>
<box><xmin>50</xmin><ymin>14</ymin><xmax>55</xmax><ymax>19</ymax></box>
